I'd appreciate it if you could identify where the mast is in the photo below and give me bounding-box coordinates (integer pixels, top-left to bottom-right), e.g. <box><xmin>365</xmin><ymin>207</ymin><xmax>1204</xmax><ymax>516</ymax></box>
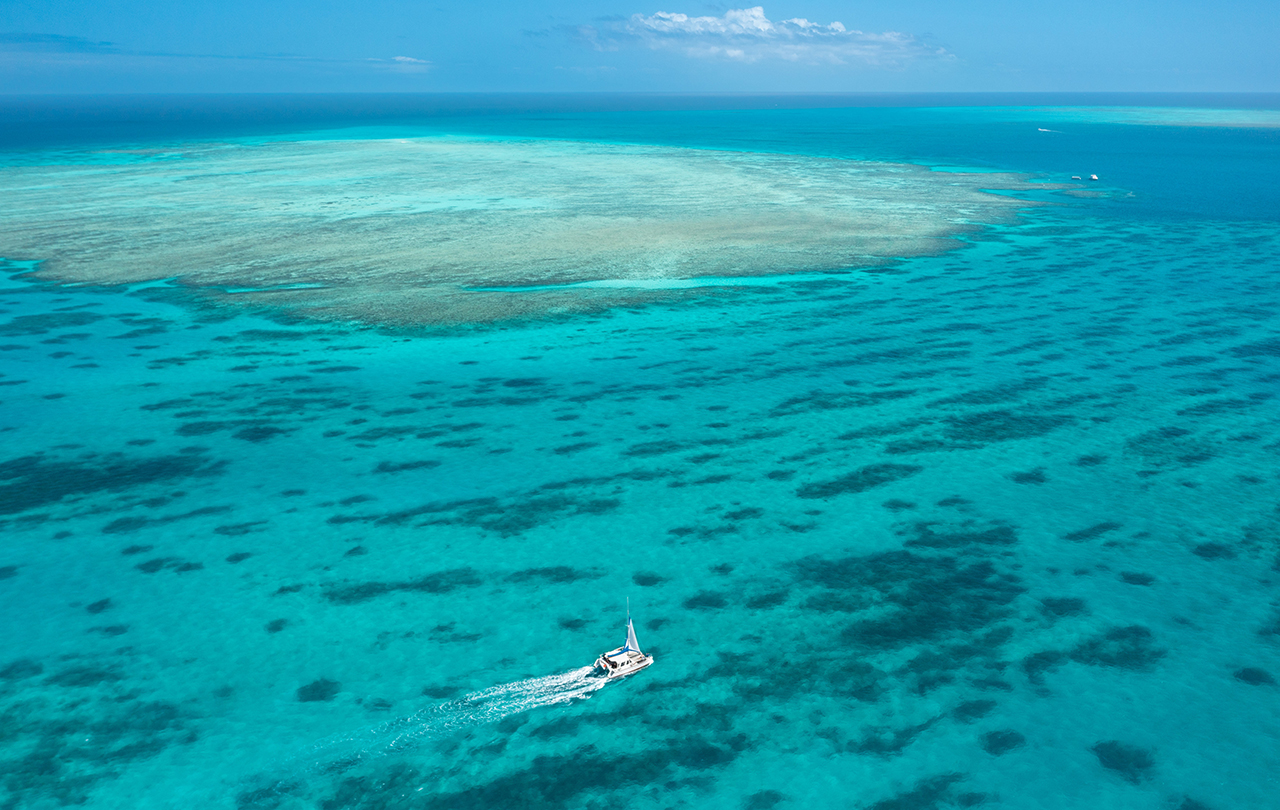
<box><xmin>624</xmin><ymin>598</ymin><xmax>641</xmax><ymax>653</ymax></box>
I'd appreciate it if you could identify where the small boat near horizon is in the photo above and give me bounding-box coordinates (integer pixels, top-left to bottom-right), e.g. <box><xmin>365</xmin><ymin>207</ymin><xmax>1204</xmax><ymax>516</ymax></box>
<box><xmin>593</xmin><ymin>605</ymin><xmax>653</xmax><ymax>679</ymax></box>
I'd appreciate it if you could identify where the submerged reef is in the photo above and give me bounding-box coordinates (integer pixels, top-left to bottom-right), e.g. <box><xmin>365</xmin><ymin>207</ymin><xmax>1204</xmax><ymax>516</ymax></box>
<box><xmin>0</xmin><ymin>136</ymin><xmax>1038</xmax><ymax>325</ymax></box>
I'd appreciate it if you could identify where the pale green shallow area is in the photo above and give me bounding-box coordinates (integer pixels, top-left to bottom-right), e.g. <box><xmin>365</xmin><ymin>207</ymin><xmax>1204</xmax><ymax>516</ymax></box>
<box><xmin>1030</xmin><ymin>107</ymin><xmax>1280</xmax><ymax>128</ymax></box>
<box><xmin>0</xmin><ymin>135</ymin><xmax>1035</xmax><ymax>325</ymax></box>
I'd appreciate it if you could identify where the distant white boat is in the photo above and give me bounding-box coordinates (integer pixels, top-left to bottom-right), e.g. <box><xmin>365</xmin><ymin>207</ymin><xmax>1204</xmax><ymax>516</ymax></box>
<box><xmin>593</xmin><ymin>603</ymin><xmax>653</xmax><ymax>679</ymax></box>
<box><xmin>1090</xmin><ymin>174</ymin><xmax>1099</xmax><ymax>181</ymax></box>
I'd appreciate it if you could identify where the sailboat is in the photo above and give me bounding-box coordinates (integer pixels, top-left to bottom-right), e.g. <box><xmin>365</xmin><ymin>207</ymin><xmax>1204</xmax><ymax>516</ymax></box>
<box><xmin>593</xmin><ymin>602</ymin><xmax>653</xmax><ymax>679</ymax></box>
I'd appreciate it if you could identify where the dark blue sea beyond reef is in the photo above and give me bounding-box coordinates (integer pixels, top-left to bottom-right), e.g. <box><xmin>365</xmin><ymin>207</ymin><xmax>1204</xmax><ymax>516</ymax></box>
<box><xmin>1</xmin><ymin>94</ymin><xmax>1279</xmax><ymax>809</ymax></box>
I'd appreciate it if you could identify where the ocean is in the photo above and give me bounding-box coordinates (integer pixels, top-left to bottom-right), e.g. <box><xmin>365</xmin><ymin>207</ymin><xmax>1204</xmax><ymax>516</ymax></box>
<box><xmin>1</xmin><ymin>94</ymin><xmax>1278</xmax><ymax>809</ymax></box>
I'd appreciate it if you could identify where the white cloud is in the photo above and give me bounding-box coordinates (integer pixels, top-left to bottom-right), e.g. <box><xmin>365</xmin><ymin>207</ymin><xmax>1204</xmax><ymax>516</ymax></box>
<box><xmin>585</xmin><ymin>6</ymin><xmax>948</xmax><ymax>66</ymax></box>
<box><xmin>367</xmin><ymin>55</ymin><xmax>432</xmax><ymax>73</ymax></box>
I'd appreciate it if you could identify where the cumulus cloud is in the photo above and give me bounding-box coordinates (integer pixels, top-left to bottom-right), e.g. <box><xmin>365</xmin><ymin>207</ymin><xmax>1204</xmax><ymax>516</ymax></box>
<box><xmin>580</xmin><ymin>6</ymin><xmax>948</xmax><ymax>66</ymax></box>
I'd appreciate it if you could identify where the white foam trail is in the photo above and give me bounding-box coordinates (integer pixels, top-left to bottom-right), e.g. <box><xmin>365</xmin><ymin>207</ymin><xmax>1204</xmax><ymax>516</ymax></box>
<box><xmin>285</xmin><ymin>667</ymin><xmax>607</xmax><ymax>778</ymax></box>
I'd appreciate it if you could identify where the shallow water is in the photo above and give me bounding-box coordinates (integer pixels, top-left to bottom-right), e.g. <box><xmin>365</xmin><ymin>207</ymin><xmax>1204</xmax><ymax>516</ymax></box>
<box><xmin>1</xmin><ymin>97</ymin><xmax>1278</xmax><ymax>810</ymax></box>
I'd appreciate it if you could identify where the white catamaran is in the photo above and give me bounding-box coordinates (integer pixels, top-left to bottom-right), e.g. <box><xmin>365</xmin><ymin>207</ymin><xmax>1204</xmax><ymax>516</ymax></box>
<box><xmin>593</xmin><ymin>604</ymin><xmax>653</xmax><ymax>679</ymax></box>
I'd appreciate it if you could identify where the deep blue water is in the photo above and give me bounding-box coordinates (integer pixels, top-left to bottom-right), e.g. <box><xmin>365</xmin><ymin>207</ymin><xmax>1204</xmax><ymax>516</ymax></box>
<box><xmin>4</xmin><ymin>93</ymin><xmax>1278</xmax><ymax>221</ymax></box>
<box><xmin>1</xmin><ymin>95</ymin><xmax>1279</xmax><ymax>810</ymax></box>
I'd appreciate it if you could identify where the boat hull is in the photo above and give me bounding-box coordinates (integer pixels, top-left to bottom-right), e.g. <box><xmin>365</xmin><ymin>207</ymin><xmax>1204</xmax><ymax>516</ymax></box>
<box><xmin>593</xmin><ymin>647</ymin><xmax>653</xmax><ymax>679</ymax></box>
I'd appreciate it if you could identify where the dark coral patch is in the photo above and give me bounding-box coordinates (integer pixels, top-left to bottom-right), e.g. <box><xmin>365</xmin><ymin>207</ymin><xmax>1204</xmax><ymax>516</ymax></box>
<box><xmin>1091</xmin><ymin>740</ymin><xmax>1155</xmax><ymax>784</ymax></box>
<box><xmin>0</xmin><ymin>451</ymin><xmax>223</xmax><ymax>515</ymax></box>
<box><xmin>904</xmin><ymin>523</ymin><xmax>1017</xmax><ymax>549</ymax></box>
<box><xmin>0</xmin><ymin>687</ymin><xmax>191</xmax><ymax>805</ymax></box>
<box><xmin>796</xmin><ymin>463</ymin><xmax>923</xmax><ymax>499</ymax></box>
<box><xmin>355</xmin><ymin>738</ymin><xmax>740</xmax><ymax>810</ymax></box>
<box><xmin>951</xmin><ymin>700</ymin><xmax>996</xmax><ymax>723</ymax></box>
<box><xmin>1233</xmin><ymin>667</ymin><xmax>1275</xmax><ymax>686</ymax></box>
<box><xmin>553</xmin><ymin>442</ymin><xmax>598</xmax><ymax>455</ymax></box>
<box><xmin>176</xmin><ymin>421</ymin><xmax>236</xmax><ymax>436</ymax></box>
<box><xmin>86</xmin><ymin>598</ymin><xmax>112</xmax><ymax>614</ymax></box>
<box><xmin>803</xmin><ymin>554</ymin><xmax>1023</xmax><ymax>650</ymax></box>
<box><xmin>744</xmin><ymin>790</ymin><xmax>786</xmax><ymax>809</ymax></box>
<box><xmin>944</xmin><ymin>410</ymin><xmax>1072</xmax><ymax>443</ymax></box>
<box><xmin>773</xmin><ymin>388</ymin><xmax>918</xmax><ymax>416</ymax></box>
<box><xmin>746</xmin><ymin>589</ymin><xmax>789</xmax><ymax>609</ymax></box>
<box><xmin>1008</xmin><ymin>468</ymin><xmax>1047</xmax><ymax>484</ymax></box>
<box><xmin>1125</xmin><ymin>426</ymin><xmax>1213</xmax><ymax>466</ymax></box>
<box><xmin>324</xmin><ymin>568</ymin><xmax>482</xmax><ymax>605</ymax></box>
<box><xmin>632</xmin><ymin>572</ymin><xmax>666</xmax><ymax>587</ymax></box>
<box><xmin>297</xmin><ymin>678</ymin><xmax>341</xmax><ymax>702</ymax></box>
<box><xmin>88</xmin><ymin>624</ymin><xmax>129</xmax><ymax>636</ymax></box>
<box><xmin>880</xmin><ymin>438</ymin><xmax>959</xmax><ymax>455</ymax></box>
<box><xmin>0</xmin><ymin>311</ymin><xmax>105</xmax><ymax>336</ymax></box>
<box><xmin>136</xmin><ymin>557</ymin><xmax>177</xmax><ymax>574</ymax></box>
<box><xmin>1227</xmin><ymin>337</ymin><xmax>1280</xmax><ymax>358</ymax></box>
<box><xmin>103</xmin><ymin>517</ymin><xmax>150</xmax><ymax>534</ymax></box>
<box><xmin>215</xmin><ymin>521</ymin><xmax>267</xmax><ymax>536</ymax></box>
<box><xmin>506</xmin><ymin>566</ymin><xmax>599</xmax><ymax>584</ymax></box>
<box><xmin>502</xmin><ymin>377</ymin><xmax>548</xmax><ymax>388</ymax></box>
<box><xmin>374</xmin><ymin>460</ymin><xmax>441</xmax><ymax>473</ymax></box>
<box><xmin>1071</xmin><ymin>626</ymin><xmax>1164</xmax><ymax>670</ymax></box>
<box><xmin>926</xmin><ymin>377</ymin><xmax>1047</xmax><ymax>408</ymax></box>
<box><xmin>867</xmin><ymin>773</ymin><xmax>966</xmax><ymax>810</ymax></box>
<box><xmin>1021</xmin><ymin>650</ymin><xmax>1067</xmax><ymax>685</ymax></box>
<box><xmin>683</xmin><ymin>591</ymin><xmax>729</xmax><ymax>610</ymax></box>
<box><xmin>623</xmin><ymin>439</ymin><xmax>690</xmax><ymax>458</ymax></box>
<box><xmin>45</xmin><ymin>666</ymin><xmax>122</xmax><ymax>687</ymax></box>
<box><xmin>1</xmin><ymin>659</ymin><xmax>43</xmax><ymax>680</ymax></box>
<box><xmin>981</xmin><ymin>729</ymin><xmax>1025</xmax><ymax>755</ymax></box>
<box><xmin>1192</xmin><ymin>542</ymin><xmax>1236</xmax><ymax>560</ymax></box>
<box><xmin>374</xmin><ymin>491</ymin><xmax>622</xmax><ymax>537</ymax></box>
<box><xmin>1119</xmin><ymin>572</ymin><xmax>1155</xmax><ymax>586</ymax></box>
<box><xmin>801</xmin><ymin>591</ymin><xmax>868</xmax><ymax>613</ymax></box>
<box><xmin>1039</xmin><ymin>597</ymin><xmax>1087</xmax><ymax>618</ymax></box>
<box><xmin>1064</xmin><ymin>522</ymin><xmax>1122</xmax><ymax>542</ymax></box>
<box><xmin>233</xmin><ymin>425</ymin><xmax>290</xmax><ymax>442</ymax></box>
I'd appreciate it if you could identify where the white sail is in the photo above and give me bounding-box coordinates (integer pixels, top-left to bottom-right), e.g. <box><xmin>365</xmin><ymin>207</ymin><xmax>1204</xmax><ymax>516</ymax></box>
<box><xmin>624</xmin><ymin>616</ymin><xmax>641</xmax><ymax>653</ymax></box>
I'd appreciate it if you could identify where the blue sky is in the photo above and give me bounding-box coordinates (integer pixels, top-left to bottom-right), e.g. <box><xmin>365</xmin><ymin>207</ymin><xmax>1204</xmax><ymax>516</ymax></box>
<box><xmin>1</xmin><ymin>0</ymin><xmax>1277</xmax><ymax>93</ymax></box>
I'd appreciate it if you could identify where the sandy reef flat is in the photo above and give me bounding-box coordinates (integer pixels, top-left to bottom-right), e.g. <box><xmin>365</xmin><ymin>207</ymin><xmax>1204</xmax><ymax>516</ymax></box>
<box><xmin>0</xmin><ymin>136</ymin><xmax>1041</xmax><ymax>325</ymax></box>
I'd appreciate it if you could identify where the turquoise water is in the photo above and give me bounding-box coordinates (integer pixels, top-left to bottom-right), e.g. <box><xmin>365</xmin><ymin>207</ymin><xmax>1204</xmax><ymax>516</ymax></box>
<box><xmin>1</xmin><ymin>97</ymin><xmax>1279</xmax><ymax>809</ymax></box>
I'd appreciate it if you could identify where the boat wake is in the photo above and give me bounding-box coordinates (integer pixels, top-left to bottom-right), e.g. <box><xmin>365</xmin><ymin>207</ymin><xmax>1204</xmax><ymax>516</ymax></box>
<box><xmin>273</xmin><ymin>667</ymin><xmax>607</xmax><ymax>785</ymax></box>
